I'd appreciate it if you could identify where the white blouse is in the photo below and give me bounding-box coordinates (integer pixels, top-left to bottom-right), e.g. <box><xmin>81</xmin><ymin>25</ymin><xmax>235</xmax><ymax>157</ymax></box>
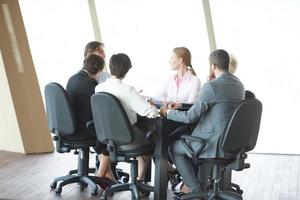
<box><xmin>155</xmin><ymin>70</ymin><xmax>201</xmax><ymax>104</ymax></box>
<box><xmin>95</xmin><ymin>78</ymin><xmax>159</xmax><ymax>125</ymax></box>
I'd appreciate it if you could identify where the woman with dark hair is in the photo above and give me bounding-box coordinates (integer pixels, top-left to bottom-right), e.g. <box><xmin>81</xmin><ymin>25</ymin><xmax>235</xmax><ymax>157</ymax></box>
<box><xmin>66</xmin><ymin>54</ymin><xmax>116</xmax><ymax>186</ymax></box>
<box><xmin>95</xmin><ymin>53</ymin><xmax>159</xmax><ymax>182</ymax></box>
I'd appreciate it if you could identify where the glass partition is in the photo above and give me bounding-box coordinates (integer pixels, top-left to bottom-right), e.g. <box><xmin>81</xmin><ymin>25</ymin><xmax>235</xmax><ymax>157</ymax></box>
<box><xmin>211</xmin><ymin>0</ymin><xmax>300</xmax><ymax>154</ymax></box>
<box><xmin>95</xmin><ymin>0</ymin><xmax>210</xmax><ymax>96</ymax></box>
<box><xmin>19</xmin><ymin>0</ymin><xmax>94</xmax><ymax>90</ymax></box>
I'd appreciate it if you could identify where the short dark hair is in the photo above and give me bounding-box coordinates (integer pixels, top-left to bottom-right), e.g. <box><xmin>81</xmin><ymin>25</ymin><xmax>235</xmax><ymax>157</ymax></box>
<box><xmin>83</xmin><ymin>54</ymin><xmax>105</xmax><ymax>75</ymax></box>
<box><xmin>84</xmin><ymin>41</ymin><xmax>104</xmax><ymax>58</ymax></box>
<box><xmin>209</xmin><ymin>49</ymin><xmax>230</xmax><ymax>71</ymax></box>
<box><xmin>109</xmin><ymin>53</ymin><xmax>132</xmax><ymax>79</ymax></box>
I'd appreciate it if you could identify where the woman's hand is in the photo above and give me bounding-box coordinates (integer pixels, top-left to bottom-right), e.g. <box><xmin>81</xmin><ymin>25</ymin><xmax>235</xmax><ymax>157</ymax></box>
<box><xmin>168</xmin><ymin>102</ymin><xmax>182</xmax><ymax>110</ymax></box>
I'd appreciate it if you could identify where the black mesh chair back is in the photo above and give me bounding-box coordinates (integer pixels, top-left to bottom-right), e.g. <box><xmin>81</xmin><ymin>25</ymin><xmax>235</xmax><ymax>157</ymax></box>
<box><xmin>44</xmin><ymin>82</ymin><xmax>75</xmax><ymax>136</ymax></box>
<box><xmin>91</xmin><ymin>92</ymin><xmax>133</xmax><ymax>146</ymax></box>
<box><xmin>222</xmin><ymin>98</ymin><xmax>262</xmax><ymax>154</ymax></box>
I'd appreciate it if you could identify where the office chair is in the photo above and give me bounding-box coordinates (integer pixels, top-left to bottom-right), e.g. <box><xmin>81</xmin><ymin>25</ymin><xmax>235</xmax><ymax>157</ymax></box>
<box><xmin>44</xmin><ymin>82</ymin><xmax>114</xmax><ymax>196</ymax></box>
<box><xmin>223</xmin><ymin>90</ymin><xmax>257</xmax><ymax>195</ymax></box>
<box><xmin>91</xmin><ymin>92</ymin><xmax>154</xmax><ymax>200</ymax></box>
<box><xmin>179</xmin><ymin>97</ymin><xmax>262</xmax><ymax>200</ymax></box>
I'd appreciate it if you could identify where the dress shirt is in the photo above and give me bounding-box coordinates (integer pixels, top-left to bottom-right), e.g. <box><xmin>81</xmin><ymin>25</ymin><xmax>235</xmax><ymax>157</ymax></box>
<box><xmin>155</xmin><ymin>70</ymin><xmax>201</xmax><ymax>104</ymax></box>
<box><xmin>95</xmin><ymin>78</ymin><xmax>159</xmax><ymax>125</ymax></box>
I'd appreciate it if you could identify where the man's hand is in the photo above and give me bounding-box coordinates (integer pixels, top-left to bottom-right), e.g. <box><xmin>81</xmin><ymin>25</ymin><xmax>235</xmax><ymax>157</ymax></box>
<box><xmin>168</xmin><ymin>102</ymin><xmax>182</xmax><ymax>110</ymax></box>
<box><xmin>207</xmin><ymin>72</ymin><xmax>216</xmax><ymax>81</ymax></box>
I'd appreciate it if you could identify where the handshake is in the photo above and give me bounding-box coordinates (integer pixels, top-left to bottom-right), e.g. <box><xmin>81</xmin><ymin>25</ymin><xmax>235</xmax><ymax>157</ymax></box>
<box><xmin>144</xmin><ymin>97</ymin><xmax>182</xmax><ymax>117</ymax></box>
<box><xmin>158</xmin><ymin>102</ymin><xmax>182</xmax><ymax>117</ymax></box>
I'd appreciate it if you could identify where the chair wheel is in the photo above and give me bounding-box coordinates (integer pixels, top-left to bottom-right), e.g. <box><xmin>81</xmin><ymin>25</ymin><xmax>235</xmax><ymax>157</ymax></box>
<box><xmin>50</xmin><ymin>182</ymin><xmax>57</xmax><ymax>189</ymax></box>
<box><xmin>55</xmin><ymin>187</ymin><xmax>62</xmax><ymax>194</ymax></box>
<box><xmin>122</xmin><ymin>176</ymin><xmax>129</xmax><ymax>183</ymax></box>
<box><xmin>237</xmin><ymin>189</ymin><xmax>243</xmax><ymax>194</ymax></box>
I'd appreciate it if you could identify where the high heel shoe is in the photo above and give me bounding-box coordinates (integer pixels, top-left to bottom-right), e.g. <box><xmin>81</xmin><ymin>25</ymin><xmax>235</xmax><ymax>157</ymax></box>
<box><xmin>98</xmin><ymin>178</ymin><xmax>117</xmax><ymax>190</ymax></box>
<box><xmin>98</xmin><ymin>183</ymin><xmax>108</xmax><ymax>190</ymax></box>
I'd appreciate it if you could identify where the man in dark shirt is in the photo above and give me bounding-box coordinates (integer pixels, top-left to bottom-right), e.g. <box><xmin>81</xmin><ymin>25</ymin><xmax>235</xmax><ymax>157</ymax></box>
<box><xmin>66</xmin><ymin>54</ymin><xmax>116</xmax><ymax>184</ymax></box>
<box><xmin>66</xmin><ymin>69</ymin><xmax>99</xmax><ymax>136</ymax></box>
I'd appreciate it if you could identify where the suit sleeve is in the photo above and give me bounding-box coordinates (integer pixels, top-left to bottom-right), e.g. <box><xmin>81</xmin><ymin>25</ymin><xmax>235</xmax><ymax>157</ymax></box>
<box><xmin>167</xmin><ymin>82</ymin><xmax>215</xmax><ymax>124</ymax></box>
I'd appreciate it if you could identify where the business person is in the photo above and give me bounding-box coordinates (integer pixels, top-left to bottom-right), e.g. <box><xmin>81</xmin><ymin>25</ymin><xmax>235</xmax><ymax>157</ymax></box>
<box><xmin>84</xmin><ymin>41</ymin><xmax>110</xmax><ymax>83</ymax></box>
<box><xmin>160</xmin><ymin>49</ymin><xmax>245</xmax><ymax>194</ymax></box>
<box><xmin>207</xmin><ymin>53</ymin><xmax>238</xmax><ymax>81</ymax></box>
<box><xmin>154</xmin><ymin>47</ymin><xmax>201</xmax><ymax>105</ymax></box>
<box><xmin>95</xmin><ymin>53</ymin><xmax>159</xmax><ymax>182</ymax></box>
<box><xmin>66</xmin><ymin>54</ymin><xmax>116</xmax><ymax>187</ymax></box>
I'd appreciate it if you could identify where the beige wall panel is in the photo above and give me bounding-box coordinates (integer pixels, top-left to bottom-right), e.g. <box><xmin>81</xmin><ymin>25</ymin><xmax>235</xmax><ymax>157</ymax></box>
<box><xmin>0</xmin><ymin>0</ymin><xmax>53</xmax><ymax>153</ymax></box>
<box><xmin>0</xmin><ymin>50</ymin><xmax>25</xmax><ymax>153</ymax></box>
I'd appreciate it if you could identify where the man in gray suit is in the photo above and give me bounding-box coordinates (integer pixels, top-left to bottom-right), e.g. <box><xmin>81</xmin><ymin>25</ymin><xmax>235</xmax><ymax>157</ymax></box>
<box><xmin>160</xmin><ymin>49</ymin><xmax>245</xmax><ymax>193</ymax></box>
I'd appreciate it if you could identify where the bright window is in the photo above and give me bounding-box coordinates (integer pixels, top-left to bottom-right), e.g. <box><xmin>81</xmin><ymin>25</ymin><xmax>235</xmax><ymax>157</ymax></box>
<box><xmin>211</xmin><ymin>0</ymin><xmax>300</xmax><ymax>154</ymax></box>
<box><xmin>19</xmin><ymin>0</ymin><xmax>94</xmax><ymax>90</ymax></box>
<box><xmin>95</xmin><ymin>0</ymin><xmax>210</xmax><ymax>96</ymax></box>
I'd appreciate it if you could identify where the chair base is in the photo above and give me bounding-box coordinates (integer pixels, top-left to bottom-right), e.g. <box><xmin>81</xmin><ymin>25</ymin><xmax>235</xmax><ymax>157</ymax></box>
<box><xmin>68</xmin><ymin>168</ymin><xmax>96</xmax><ymax>175</ymax></box>
<box><xmin>179</xmin><ymin>190</ymin><xmax>242</xmax><ymax>200</ymax></box>
<box><xmin>104</xmin><ymin>182</ymin><xmax>154</xmax><ymax>200</ymax></box>
<box><xmin>51</xmin><ymin>174</ymin><xmax>114</xmax><ymax>196</ymax></box>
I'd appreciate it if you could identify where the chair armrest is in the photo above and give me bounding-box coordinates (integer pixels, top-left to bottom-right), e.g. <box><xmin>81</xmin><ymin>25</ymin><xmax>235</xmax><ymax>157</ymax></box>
<box><xmin>169</xmin><ymin>125</ymin><xmax>190</xmax><ymax>142</ymax></box>
<box><xmin>180</xmin><ymin>135</ymin><xmax>206</xmax><ymax>158</ymax></box>
<box><xmin>107</xmin><ymin>140</ymin><xmax>127</xmax><ymax>163</ymax></box>
<box><xmin>145</xmin><ymin>130</ymin><xmax>156</xmax><ymax>145</ymax></box>
<box><xmin>86</xmin><ymin>120</ymin><xmax>94</xmax><ymax>129</ymax></box>
<box><xmin>230</xmin><ymin>152</ymin><xmax>250</xmax><ymax>171</ymax></box>
<box><xmin>86</xmin><ymin>120</ymin><xmax>96</xmax><ymax>135</ymax></box>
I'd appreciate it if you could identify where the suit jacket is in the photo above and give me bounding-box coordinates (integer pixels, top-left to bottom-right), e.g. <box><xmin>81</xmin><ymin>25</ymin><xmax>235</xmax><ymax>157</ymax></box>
<box><xmin>167</xmin><ymin>72</ymin><xmax>245</xmax><ymax>158</ymax></box>
<box><xmin>66</xmin><ymin>70</ymin><xmax>98</xmax><ymax>135</ymax></box>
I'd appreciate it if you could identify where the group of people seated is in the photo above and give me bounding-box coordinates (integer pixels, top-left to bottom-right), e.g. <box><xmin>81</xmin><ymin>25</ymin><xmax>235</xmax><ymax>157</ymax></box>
<box><xmin>65</xmin><ymin>41</ymin><xmax>244</xmax><ymax>196</ymax></box>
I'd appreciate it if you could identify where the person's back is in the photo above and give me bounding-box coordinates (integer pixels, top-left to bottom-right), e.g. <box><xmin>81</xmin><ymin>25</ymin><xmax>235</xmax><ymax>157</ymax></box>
<box><xmin>66</xmin><ymin>70</ymin><xmax>98</xmax><ymax>134</ymax></box>
<box><xmin>192</xmin><ymin>72</ymin><xmax>244</xmax><ymax>158</ymax></box>
<box><xmin>95</xmin><ymin>53</ymin><xmax>158</xmax><ymax>125</ymax></box>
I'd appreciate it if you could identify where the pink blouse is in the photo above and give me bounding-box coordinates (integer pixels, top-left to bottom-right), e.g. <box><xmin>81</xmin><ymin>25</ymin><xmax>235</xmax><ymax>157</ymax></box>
<box><xmin>155</xmin><ymin>70</ymin><xmax>201</xmax><ymax>104</ymax></box>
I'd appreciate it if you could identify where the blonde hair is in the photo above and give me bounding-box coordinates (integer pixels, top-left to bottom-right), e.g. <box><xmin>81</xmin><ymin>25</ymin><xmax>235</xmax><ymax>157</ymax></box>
<box><xmin>229</xmin><ymin>54</ymin><xmax>238</xmax><ymax>74</ymax></box>
<box><xmin>173</xmin><ymin>47</ymin><xmax>196</xmax><ymax>76</ymax></box>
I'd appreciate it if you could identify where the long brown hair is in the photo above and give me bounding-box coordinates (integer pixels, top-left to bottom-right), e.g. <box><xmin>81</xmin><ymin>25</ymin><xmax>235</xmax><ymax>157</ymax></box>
<box><xmin>173</xmin><ymin>47</ymin><xmax>196</xmax><ymax>76</ymax></box>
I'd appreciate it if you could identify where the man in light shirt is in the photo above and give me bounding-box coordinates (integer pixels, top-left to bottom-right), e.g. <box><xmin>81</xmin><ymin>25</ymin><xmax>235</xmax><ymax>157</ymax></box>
<box><xmin>95</xmin><ymin>53</ymin><xmax>159</xmax><ymax>181</ymax></box>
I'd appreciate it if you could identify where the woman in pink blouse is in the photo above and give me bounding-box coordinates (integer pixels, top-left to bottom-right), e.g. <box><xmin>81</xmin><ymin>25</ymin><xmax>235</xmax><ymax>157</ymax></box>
<box><xmin>152</xmin><ymin>47</ymin><xmax>201</xmax><ymax>191</ymax></box>
<box><xmin>155</xmin><ymin>47</ymin><xmax>201</xmax><ymax>106</ymax></box>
